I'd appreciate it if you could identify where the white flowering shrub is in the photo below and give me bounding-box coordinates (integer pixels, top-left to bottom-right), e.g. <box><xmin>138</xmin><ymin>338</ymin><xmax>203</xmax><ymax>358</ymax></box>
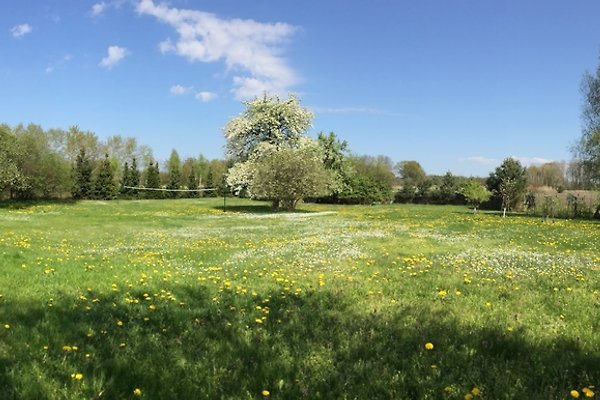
<box><xmin>223</xmin><ymin>95</ymin><xmax>332</xmax><ymax>209</ymax></box>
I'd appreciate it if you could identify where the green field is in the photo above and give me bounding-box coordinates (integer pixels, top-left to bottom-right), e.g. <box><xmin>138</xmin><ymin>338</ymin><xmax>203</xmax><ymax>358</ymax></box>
<box><xmin>0</xmin><ymin>199</ymin><xmax>599</xmax><ymax>399</ymax></box>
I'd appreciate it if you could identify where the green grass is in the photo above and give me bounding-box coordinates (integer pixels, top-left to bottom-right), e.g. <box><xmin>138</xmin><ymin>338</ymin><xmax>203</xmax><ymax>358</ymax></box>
<box><xmin>0</xmin><ymin>199</ymin><xmax>599</xmax><ymax>399</ymax></box>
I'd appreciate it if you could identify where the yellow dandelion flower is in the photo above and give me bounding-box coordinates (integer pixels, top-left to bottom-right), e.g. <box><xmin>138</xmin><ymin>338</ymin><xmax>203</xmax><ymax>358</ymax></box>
<box><xmin>571</xmin><ymin>390</ymin><xmax>581</xmax><ymax>398</ymax></box>
<box><xmin>117</xmin><ymin>320</ymin><xmax>123</xmax><ymax>326</ymax></box>
<box><xmin>582</xmin><ymin>387</ymin><xmax>595</xmax><ymax>398</ymax></box>
<box><xmin>133</xmin><ymin>388</ymin><xmax>142</xmax><ymax>396</ymax></box>
<box><xmin>464</xmin><ymin>393</ymin><xmax>473</xmax><ymax>400</ymax></box>
<box><xmin>471</xmin><ymin>387</ymin><xmax>481</xmax><ymax>396</ymax></box>
<box><xmin>425</xmin><ymin>342</ymin><xmax>434</xmax><ymax>350</ymax></box>
<box><xmin>261</xmin><ymin>389</ymin><xmax>270</xmax><ymax>397</ymax></box>
<box><xmin>71</xmin><ymin>373</ymin><xmax>83</xmax><ymax>380</ymax></box>
<box><xmin>4</xmin><ymin>324</ymin><xmax>10</xmax><ymax>329</ymax></box>
<box><xmin>255</xmin><ymin>318</ymin><xmax>263</xmax><ymax>324</ymax></box>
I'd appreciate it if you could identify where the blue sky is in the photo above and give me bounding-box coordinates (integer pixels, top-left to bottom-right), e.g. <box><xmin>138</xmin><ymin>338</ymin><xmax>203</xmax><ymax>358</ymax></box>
<box><xmin>2</xmin><ymin>0</ymin><xmax>600</xmax><ymax>176</ymax></box>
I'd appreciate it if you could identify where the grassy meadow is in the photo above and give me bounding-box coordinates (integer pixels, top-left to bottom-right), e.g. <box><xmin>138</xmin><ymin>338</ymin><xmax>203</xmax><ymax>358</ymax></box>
<box><xmin>0</xmin><ymin>198</ymin><xmax>599</xmax><ymax>399</ymax></box>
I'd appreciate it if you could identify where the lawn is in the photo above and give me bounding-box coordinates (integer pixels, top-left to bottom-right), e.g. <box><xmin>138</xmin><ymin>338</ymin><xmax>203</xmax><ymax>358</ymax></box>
<box><xmin>0</xmin><ymin>199</ymin><xmax>598</xmax><ymax>399</ymax></box>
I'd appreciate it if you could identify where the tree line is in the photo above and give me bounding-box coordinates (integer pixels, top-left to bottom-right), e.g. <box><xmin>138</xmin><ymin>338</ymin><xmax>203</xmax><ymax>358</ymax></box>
<box><xmin>2</xmin><ymin>53</ymin><xmax>599</xmax><ymax>213</ymax></box>
<box><xmin>0</xmin><ymin>124</ymin><xmax>228</xmax><ymax>201</ymax></box>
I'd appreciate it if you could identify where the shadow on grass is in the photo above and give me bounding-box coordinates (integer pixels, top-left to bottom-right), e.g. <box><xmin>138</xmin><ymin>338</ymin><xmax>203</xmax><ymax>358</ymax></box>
<box><xmin>1</xmin><ymin>286</ymin><xmax>598</xmax><ymax>399</ymax></box>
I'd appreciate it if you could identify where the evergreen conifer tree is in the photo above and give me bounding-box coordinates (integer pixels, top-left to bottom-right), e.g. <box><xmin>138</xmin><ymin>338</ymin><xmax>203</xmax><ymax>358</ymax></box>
<box><xmin>72</xmin><ymin>148</ymin><xmax>93</xmax><ymax>199</ymax></box>
<box><xmin>130</xmin><ymin>158</ymin><xmax>140</xmax><ymax>187</ymax></box>
<box><xmin>167</xmin><ymin>150</ymin><xmax>182</xmax><ymax>198</ymax></box>
<box><xmin>120</xmin><ymin>161</ymin><xmax>131</xmax><ymax>196</ymax></box>
<box><xmin>144</xmin><ymin>160</ymin><xmax>161</xmax><ymax>199</ymax></box>
<box><xmin>93</xmin><ymin>153</ymin><xmax>116</xmax><ymax>200</ymax></box>
<box><xmin>129</xmin><ymin>157</ymin><xmax>140</xmax><ymax>199</ymax></box>
<box><xmin>187</xmin><ymin>168</ymin><xmax>198</xmax><ymax>198</ymax></box>
<box><xmin>205</xmin><ymin>169</ymin><xmax>215</xmax><ymax>197</ymax></box>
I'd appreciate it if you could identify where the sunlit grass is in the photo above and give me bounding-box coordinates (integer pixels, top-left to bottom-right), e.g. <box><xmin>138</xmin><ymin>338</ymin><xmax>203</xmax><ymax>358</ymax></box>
<box><xmin>0</xmin><ymin>199</ymin><xmax>598</xmax><ymax>399</ymax></box>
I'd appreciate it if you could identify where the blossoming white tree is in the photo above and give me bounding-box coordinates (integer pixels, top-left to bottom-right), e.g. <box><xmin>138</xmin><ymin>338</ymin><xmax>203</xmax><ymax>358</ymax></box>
<box><xmin>224</xmin><ymin>95</ymin><xmax>331</xmax><ymax>210</ymax></box>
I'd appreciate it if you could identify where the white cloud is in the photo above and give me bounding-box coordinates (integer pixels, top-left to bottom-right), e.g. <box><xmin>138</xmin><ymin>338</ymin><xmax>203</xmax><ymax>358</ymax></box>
<box><xmin>45</xmin><ymin>54</ymin><xmax>73</xmax><ymax>74</ymax></box>
<box><xmin>170</xmin><ymin>84</ymin><xmax>192</xmax><ymax>95</ymax></box>
<box><xmin>464</xmin><ymin>156</ymin><xmax>498</xmax><ymax>166</ymax></box>
<box><xmin>136</xmin><ymin>0</ymin><xmax>298</xmax><ymax>100</ymax></box>
<box><xmin>11</xmin><ymin>24</ymin><xmax>32</xmax><ymax>38</ymax></box>
<box><xmin>195</xmin><ymin>91</ymin><xmax>217</xmax><ymax>102</ymax></box>
<box><xmin>311</xmin><ymin>106</ymin><xmax>401</xmax><ymax>117</ymax></box>
<box><xmin>511</xmin><ymin>156</ymin><xmax>554</xmax><ymax>166</ymax></box>
<box><xmin>91</xmin><ymin>2</ymin><xmax>107</xmax><ymax>16</ymax></box>
<box><xmin>463</xmin><ymin>155</ymin><xmax>554</xmax><ymax>168</ymax></box>
<box><xmin>99</xmin><ymin>46</ymin><xmax>129</xmax><ymax>69</ymax></box>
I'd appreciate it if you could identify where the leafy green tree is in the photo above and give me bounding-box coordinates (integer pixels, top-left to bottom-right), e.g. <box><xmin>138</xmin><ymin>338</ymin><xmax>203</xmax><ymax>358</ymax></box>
<box><xmin>64</xmin><ymin>126</ymin><xmax>101</xmax><ymax>163</ymax></box>
<box><xmin>196</xmin><ymin>154</ymin><xmax>210</xmax><ymax>188</ymax></box>
<box><xmin>144</xmin><ymin>161</ymin><xmax>161</xmax><ymax>199</ymax></box>
<box><xmin>316</xmin><ymin>131</ymin><xmax>353</xmax><ymax>200</ymax></box>
<box><xmin>207</xmin><ymin>159</ymin><xmax>229</xmax><ymax>197</ymax></box>
<box><xmin>487</xmin><ymin>158</ymin><xmax>527</xmax><ymax>211</ymax></box>
<box><xmin>440</xmin><ymin>172</ymin><xmax>459</xmax><ymax>203</ymax></box>
<box><xmin>72</xmin><ymin>148</ymin><xmax>93</xmax><ymax>200</ymax></box>
<box><xmin>166</xmin><ymin>149</ymin><xmax>182</xmax><ymax>198</ymax></box>
<box><xmin>0</xmin><ymin>125</ymin><xmax>26</xmax><ymax>198</ymax></box>
<box><xmin>228</xmin><ymin>139</ymin><xmax>331</xmax><ymax>210</ymax></box>
<box><xmin>120</xmin><ymin>161</ymin><xmax>131</xmax><ymax>196</ymax></box>
<box><xmin>10</xmin><ymin>124</ymin><xmax>71</xmax><ymax>199</ymax></box>
<box><xmin>573</xmin><ymin>53</ymin><xmax>600</xmax><ymax>187</ymax></box>
<box><xmin>395</xmin><ymin>160</ymin><xmax>426</xmax><ymax>185</ymax></box>
<box><xmin>187</xmin><ymin>167</ymin><xmax>198</xmax><ymax>198</ymax></box>
<box><xmin>459</xmin><ymin>179</ymin><xmax>491</xmax><ymax>213</ymax></box>
<box><xmin>395</xmin><ymin>160</ymin><xmax>426</xmax><ymax>202</ymax></box>
<box><xmin>129</xmin><ymin>158</ymin><xmax>140</xmax><ymax>198</ymax></box>
<box><xmin>93</xmin><ymin>153</ymin><xmax>116</xmax><ymax>200</ymax></box>
<box><xmin>341</xmin><ymin>155</ymin><xmax>395</xmax><ymax>204</ymax></box>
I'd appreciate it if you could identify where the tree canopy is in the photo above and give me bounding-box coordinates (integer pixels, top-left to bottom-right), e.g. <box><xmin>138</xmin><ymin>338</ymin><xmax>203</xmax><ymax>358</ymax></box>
<box><xmin>395</xmin><ymin>160</ymin><xmax>426</xmax><ymax>185</ymax></box>
<box><xmin>224</xmin><ymin>95</ymin><xmax>330</xmax><ymax>210</ymax></box>
<box><xmin>459</xmin><ymin>179</ymin><xmax>491</xmax><ymax>212</ymax></box>
<box><xmin>573</xmin><ymin>54</ymin><xmax>600</xmax><ymax>186</ymax></box>
<box><xmin>223</xmin><ymin>94</ymin><xmax>313</xmax><ymax>163</ymax></box>
<box><xmin>487</xmin><ymin>158</ymin><xmax>528</xmax><ymax>211</ymax></box>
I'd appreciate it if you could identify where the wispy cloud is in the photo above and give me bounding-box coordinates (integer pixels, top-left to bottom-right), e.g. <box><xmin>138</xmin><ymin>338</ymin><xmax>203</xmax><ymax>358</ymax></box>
<box><xmin>170</xmin><ymin>84</ymin><xmax>193</xmax><ymax>95</ymax></box>
<box><xmin>45</xmin><ymin>54</ymin><xmax>73</xmax><ymax>74</ymax></box>
<box><xmin>463</xmin><ymin>156</ymin><xmax>498</xmax><ymax>166</ymax></box>
<box><xmin>91</xmin><ymin>2</ymin><xmax>107</xmax><ymax>16</ymax></box>
<box><xmin>90</xmin><ymin>1</ymin><xmax>126</xmax><ymax>17</ymax></box>
<box><xmin>462</xmin><ymin>155</ymin><xmax>554</xmax><ymax>168</ymax></box>
<box><xmin>11</xmin><ymin>24</ymin><xmax>32</xmax><ymax>38</ymax></box>
<box><xmin>136</xmin><ymin>0</ymin><xmax>298</xmax><ymax>100</ymax></box>
<box><xmin>511</xmin><ymin>156</ymin><xmax>553</xmax><ymax>166</ymax></box>
<box><xmin>311</xmin><ymin>106</ymin><xmax>400</xmax><ymax>117</ymax></box>
<box><xmin>99</xmin><ymin>46</ymin><xmax>129</xmax><ymax>69</ymax></box>
<box><xmin>196</xmin><ymin>91</ymin><xmax>217</xmax><ymax>102</ymax></box>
